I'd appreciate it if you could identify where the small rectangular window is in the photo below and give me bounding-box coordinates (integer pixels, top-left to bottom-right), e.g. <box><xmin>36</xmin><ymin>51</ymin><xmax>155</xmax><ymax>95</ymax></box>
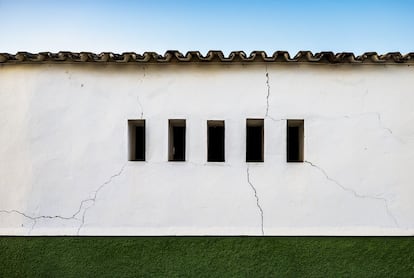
<box><xmin>169</xmin><ymin>119</ymin><xmax>186</xmax><ymax>161</ymax></box>
<box><xmin>287</xmin><ymin>119</ymin><xmax>304</xmax><ymax>162</ymax></box>
<box><xmin>128</xmin><ymin>120</ymin><xmax>145</xmax><ymax>161</ymax></box>
<box><xmin>207</xmin><ymin>120</ymin><xmax>225</xmax><ymax>162</ymax></box>
<box><xmin>246</xmin><ymin>119</ymin><xmax>264</xmax><ymax>162</ymax></box>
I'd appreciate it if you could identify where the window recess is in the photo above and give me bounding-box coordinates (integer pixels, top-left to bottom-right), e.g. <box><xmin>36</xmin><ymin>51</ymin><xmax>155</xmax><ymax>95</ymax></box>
<box><xmin>169</xmin><ymin>119</ymin><xmax>186</xmax><ymax>161</ymax></box>
<box><xmin>128</xmin><ymin>120</ymin><xmax>146</xmax><ymax>161</ymax></box>
<box><xmin>207</xmin><ymin>120</ymin><xmax>225</xmax><ymax>162</ymax></box>
<box><xmin>246</xmin><ymin>119</ymin><xmax>264</xmax><ymax>162</ymax></box>
<box><xmin>287</xmin><ymin>119</ymin><xmax>304</xmax><ymax>162</ymax></box>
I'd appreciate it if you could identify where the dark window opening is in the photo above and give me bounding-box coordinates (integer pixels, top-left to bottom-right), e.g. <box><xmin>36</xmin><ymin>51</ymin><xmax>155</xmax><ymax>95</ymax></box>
<box><xmin>207</xmin><ymin>120</ymin><xmax>225</xmax><ymax>162</ymax></box>
<box><xmin>287</xmin><ymin>119</ymin><xmax>304</xmax><ymax>162</ymax></box>
<box><xmin>128</xmin><ymin>120</ymin><xmax>145</xmax><ymax>161</ymax></box>
<box><xmin>169</xmin><ymin>119</ymin><xmax>186</xmax><ymax>161</ymax></box>
<box><xmin>246</xmin><ymin>119</ymin><xmax>264</xmax><ymax>162</ymax></box>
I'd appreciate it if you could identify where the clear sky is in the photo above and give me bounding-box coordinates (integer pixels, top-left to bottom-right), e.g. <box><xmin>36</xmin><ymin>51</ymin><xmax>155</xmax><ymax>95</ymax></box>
<box><xmin>0</xmin><ymin>0</ymin><xmax>413</xmax><ymax>55</ymax></box>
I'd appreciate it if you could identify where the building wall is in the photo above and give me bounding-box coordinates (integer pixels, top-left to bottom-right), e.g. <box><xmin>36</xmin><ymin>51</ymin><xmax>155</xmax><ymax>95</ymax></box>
<box><xmin>0</xmin><ymin>63</ymin><xmax>413</xmax><ymax>235</ymax></box>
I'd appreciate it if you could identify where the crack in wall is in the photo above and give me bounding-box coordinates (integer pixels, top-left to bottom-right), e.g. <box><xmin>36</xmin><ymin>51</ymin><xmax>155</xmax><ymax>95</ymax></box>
<box><xmin>301</xmin><ymin>112</ymin><xmax>403</xmax><ymax>144</ymax></box>
<box><xmin>267</xmin><ymin>110</ymin><xmax>400</xmax><ymax>142</ymax></box>
<box><xmin>342</xmin><ymin>112</ymin><xmax>402</xmax><ymax>143</ymax></box>
<box><xmin>266</xmin><ymin>116</ymin><xmax>287</xmax><ymax>122</ymax></box>
<box><xmin>136</xmin><ymin>66</ymin><xmax>146</xmax><ymax>119</ymax></box>
<box><xmin>0</xmin><ymin>163</ymin><xmax>127</xmax><ymax>235</ymax></box>
<box><xmin>304</xmin><ymin>160</ymin><xmax>399</xmax><ymax>227</ymax></box>
<box><xmin>76</xmin><ymin>163</ymin><xmax>127</xmax><ymax>235</ymax></box>
<box><xmin>263</xmin><ymin>66</ymin><xmax>286</xmax><ymax>124</ymax></box>
<box><xmin>137</xmin><ymin>96</ymin><xmax>144</xmax><ymax>119</ymax></box>
<box><xmin>374</xmin><ymin>112</ymin><xmax>396</xmax><ymax>137</ymax></box>
<box><xmin>246</xmin><ymin>166</ymin><xmax>265</xmax><ymax>235</ymax></box>
<box><xmin>265</xmin><ymin>65</ymin><xmax>270</xmax><ymax>117</ymax></box>
<box><xmin>0</xmin><ymin>209</ymin><xmax>79</xmax><ymax>235</ymax></box>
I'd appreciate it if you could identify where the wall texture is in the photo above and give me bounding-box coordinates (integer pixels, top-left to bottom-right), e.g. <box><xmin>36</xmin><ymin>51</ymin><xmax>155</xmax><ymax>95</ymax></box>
<box><xmin>0</xmin><ymin>63</ymin><xmax>413</xmax><ymax>235</ymax></box>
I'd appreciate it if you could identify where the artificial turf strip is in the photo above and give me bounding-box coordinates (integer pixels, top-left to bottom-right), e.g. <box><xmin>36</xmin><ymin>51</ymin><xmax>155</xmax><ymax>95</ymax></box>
<box><xmin>0</xmin><ymin>237</ymin><xmax>413</xmax><ymax>277</ymax></box>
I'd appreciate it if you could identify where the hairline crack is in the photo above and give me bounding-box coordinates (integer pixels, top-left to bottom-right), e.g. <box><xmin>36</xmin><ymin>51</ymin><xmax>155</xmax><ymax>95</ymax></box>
<box><xmin>304</xmin><ymin>160</ymin><xmax>399</xmax><ymax>227</ymax></box>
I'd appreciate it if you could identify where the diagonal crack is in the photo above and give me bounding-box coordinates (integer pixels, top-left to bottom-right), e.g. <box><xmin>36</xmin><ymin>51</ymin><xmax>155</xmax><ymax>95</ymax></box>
<box><xmin>304</xmin><ymin>160</ymin><xmax>399</xmax><ymax>227</ymax></box>
<box><xmin>0</xmin><ymin>163</ymin><xmax>127</xmax><ymax>235</ymax></box>
<box><xmin>76</xmin><ymin>163</ymin><xmax>127</xmax><ymax>235</ymax></box>
<box><xmin>246</xmin><ymin>166</ymin><xmax>265</xmax><ymax>235</ymax></box>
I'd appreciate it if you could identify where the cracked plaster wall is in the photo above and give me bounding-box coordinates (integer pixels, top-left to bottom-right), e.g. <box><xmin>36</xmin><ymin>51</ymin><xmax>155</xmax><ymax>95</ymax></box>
<box><xmin>0</xmin><ymin>63</ymin><xmax>413</xmax><ymax>235</ymax></box>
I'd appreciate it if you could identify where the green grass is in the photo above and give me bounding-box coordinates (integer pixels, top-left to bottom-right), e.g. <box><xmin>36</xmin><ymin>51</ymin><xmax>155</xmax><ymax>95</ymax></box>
<box><xmin>0</xmin><ymin>237</ymin><xmax>413</xmax><ymax>277</ymax></box>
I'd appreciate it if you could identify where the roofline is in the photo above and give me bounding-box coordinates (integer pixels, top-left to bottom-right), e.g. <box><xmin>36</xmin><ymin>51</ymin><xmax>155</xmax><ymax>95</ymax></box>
<box><xmin>1</xmin><ymin>51</ymin><xmax>413</xmax><ymax>65</ymax></box>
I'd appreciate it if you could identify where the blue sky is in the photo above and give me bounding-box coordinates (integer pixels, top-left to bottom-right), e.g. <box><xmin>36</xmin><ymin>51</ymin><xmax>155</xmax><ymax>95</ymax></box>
<box><xmin>0</xmin><ymin>0</ymin><xmax>413</xmax><ymax>55</ymax></box>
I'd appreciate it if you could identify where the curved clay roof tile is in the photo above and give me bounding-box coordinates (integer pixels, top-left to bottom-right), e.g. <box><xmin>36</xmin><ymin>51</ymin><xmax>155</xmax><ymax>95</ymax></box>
<box><xmin>0</xmin><ymin>51</ymin><xmax>413</xmax><ymax>64</ymax></box>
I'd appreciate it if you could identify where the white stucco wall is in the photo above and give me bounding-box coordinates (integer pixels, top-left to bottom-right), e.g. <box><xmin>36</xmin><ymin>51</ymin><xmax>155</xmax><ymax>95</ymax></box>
<box><xmin>0</xmin><ymin>62</ymin><xmax>413</xmax><ymax>235</ymax></box>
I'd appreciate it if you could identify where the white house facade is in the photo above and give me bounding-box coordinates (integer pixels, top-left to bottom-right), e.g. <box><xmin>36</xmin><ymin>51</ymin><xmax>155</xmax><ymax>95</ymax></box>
<box><xmin>0</xmin><ymin>51</ymin><xmax>413</xmax><ymax>235</ymax></box>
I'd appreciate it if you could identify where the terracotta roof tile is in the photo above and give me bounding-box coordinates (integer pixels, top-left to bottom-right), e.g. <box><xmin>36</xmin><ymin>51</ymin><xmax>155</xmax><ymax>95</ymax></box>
<box><xmin>0</xmin><ymin>51</ymin><xmax>413</xmax><ymax>65</ymax></box>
